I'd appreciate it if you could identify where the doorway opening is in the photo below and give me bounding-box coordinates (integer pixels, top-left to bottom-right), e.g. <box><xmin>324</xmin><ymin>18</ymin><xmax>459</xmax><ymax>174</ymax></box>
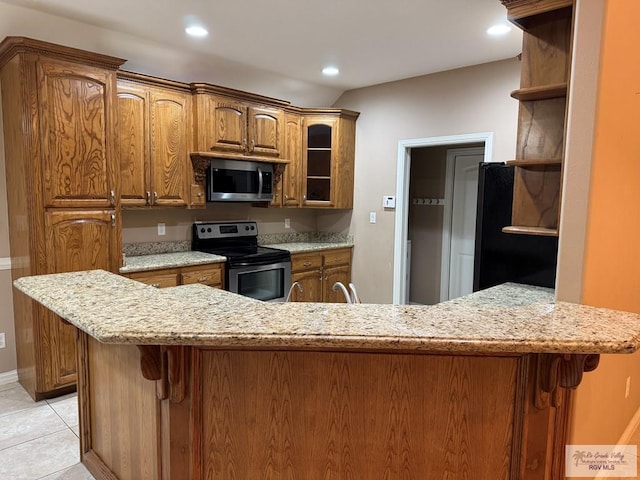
<box><xmin>393</xmin><ymin>133</ymin><xmax>494</xmax><ymax>305</ymax></box>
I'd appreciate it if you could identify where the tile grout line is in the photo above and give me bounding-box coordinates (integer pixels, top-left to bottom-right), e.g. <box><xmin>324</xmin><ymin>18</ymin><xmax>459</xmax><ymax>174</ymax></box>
<box><xmin>0</xmin><ymin>422</ymin><xmax>71</xmax><ymax>453</ymax></box>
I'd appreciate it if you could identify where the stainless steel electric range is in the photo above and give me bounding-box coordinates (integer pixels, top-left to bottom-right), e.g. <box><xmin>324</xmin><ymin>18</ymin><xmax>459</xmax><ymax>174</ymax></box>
<box><xmin>192</xmin><ymin>221</ymin><xmax>291</xmax><ymax>302</ymax></box>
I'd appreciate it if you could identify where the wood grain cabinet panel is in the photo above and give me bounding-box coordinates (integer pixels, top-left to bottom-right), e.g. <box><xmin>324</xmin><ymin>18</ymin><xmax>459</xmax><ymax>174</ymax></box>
<box><xmin>38</xmin><ymin>59</ymin><xmax>117</xmax><ymax>208</ymax></box>
<box><xmin>195</xmin><ymin>94</ymin><xmax>283</xmax><ymax>158</ymax></box>
<box><xmin>149</xmin><ymin>87</ymin><xmax>191</xmax><ymax>207</ymax></box>
<box><xmin>199</xmin><ymin>350</ymin><xmax>517</xmax><ymax>479</ymax></box>
<box><xmin>128</xmin><ymin>271</ymin><xmax>179</xmax><ymax>289</ymax></box>
<box><xmin>41</xmin><ymin>209</ymin><xmax>120</xmax><ymax>391</ymax></box>
<box><xmin>117</xmin><ymin>78</ymin><xmax>192</xmax><ymax>208</ymax></box>
<box><xmin>126</xmin><ymin>263</ymin><xmax>224</xmax><ymax>289</ymax></box>
<box><xmin>290</xmin><ymin>269</ymin><xmax>323</xmax><ymax>302</ymax></box>
<box><xmin>290</xmin><ymin>248</ymin><xmax>352</xmax><ymax>303</ymax></box>
<box><xmin>0</xmin><ymin>37</ymin><xmax>125</xmax><ymax>399</ymax></box>
<box><xmin>301</xmin><ymin>112</ymin><xmax>357</xmax><ymax>209</ymax></box>
<box><xmin>280</xmin><ymin>112</ymin><xmax>303</xmax><ymax>206</ymax></box>
<box><xmin>117</xmin><ymin>83</ymin><xmax>149</xmax><ymax>207</ymax></box>
<box><xmin>246</xmin><ymin>105</ymin><xmax>282</xmax><ymax>157</ymax></box>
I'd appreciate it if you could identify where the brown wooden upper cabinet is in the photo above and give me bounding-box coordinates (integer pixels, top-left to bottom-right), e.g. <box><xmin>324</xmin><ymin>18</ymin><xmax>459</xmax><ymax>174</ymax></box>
<box><xmin>301</xmin><ymin>112</ymin><xmax>357</xmax><ymax>209</ymax></box>
<box><xmin>38</xmin><ymin>58</ymin><xmax>118</xmax><ymax>208</ymax></box>
<box><xmin>117</xmin><ymin>77</ymin><xmax>192</xmax><ymax>208</ymax></box>
<box><xmin>194</xmin><ymin>94</ymin><xmax>283</xmax><ymax>158</ymax></box>
<box><xmin>276</xmin><ymin>112</ymin><xmax>304</xmax><ymax>207</ymax></box>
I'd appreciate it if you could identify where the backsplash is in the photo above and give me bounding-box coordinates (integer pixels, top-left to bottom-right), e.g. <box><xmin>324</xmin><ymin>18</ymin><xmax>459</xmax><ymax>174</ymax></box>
<box><xmin>123</xmin><ymin>241</ymin><xmax>191</xmax><ymax>257</ymax></box>
<box><xmin>258</xmin><ymin>232</ymin><xmax>353</xmax><ymax>245</ymax></box>
<box><xmin>124</xmin><ymin>232</ymin><xmax>354</xmax><ymax>257</ymax></box>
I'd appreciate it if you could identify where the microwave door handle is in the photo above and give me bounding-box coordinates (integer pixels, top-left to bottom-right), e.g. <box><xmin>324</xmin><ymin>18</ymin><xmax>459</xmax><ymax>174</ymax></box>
<box><xmin>257</xmin><ymin>167</ymin><xmax>264</xmax><ymax>195</ymax></box>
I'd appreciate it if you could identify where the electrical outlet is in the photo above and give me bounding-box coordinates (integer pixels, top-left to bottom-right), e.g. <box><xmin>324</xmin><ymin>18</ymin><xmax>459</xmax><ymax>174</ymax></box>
<box><xmin>369</xmin><ymin>212</ymin><xmax>377</xmax><ymax>224</ymax></box>
<box><xmin>626</xmin><ymin>376</ymin><xmax>631</xmax><ymax>398</ymax></box>
<box><xmin>0</xmin><ymin>332</ymin><xmax>5</xmax><ymax>349</ymax></box>
<box><xmin>157</xmin><ymin>223</ymin><xmax>166</xmax><ymax>236</ymax></box>
<box><xmin>284</xmin><ymin>218</ymin><xmax>291</xmax><ymax>229</ymax></box>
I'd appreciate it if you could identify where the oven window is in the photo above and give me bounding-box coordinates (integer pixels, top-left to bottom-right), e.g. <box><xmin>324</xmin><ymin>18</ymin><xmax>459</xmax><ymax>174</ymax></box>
<box><xmin>237</xmin><ymin>268</ymin><xmax>285</xmax><ymax>301</ymax></box>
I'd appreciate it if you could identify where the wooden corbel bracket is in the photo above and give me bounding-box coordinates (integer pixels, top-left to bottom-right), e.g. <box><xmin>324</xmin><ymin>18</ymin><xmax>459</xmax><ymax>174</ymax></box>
<box><xmin>534</xmin><ymin>353</ymin><xmax>600</xmax><ymax>409</ymax></box>
<box><xmin>136</xmin><ymin>345</ymin><xmax>189</xmax><ymax>403</ymax></box>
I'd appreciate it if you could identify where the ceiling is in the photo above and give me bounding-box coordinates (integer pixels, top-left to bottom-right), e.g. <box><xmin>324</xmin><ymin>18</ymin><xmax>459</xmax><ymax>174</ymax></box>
<box><xmin>1</xmin><ymin>0</ymin><xmax>522</xmax><ymax>105</ymax></box>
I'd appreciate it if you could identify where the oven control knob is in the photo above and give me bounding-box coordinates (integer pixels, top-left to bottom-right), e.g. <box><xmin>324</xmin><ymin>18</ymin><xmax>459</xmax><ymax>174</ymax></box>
<box><xmin>251</xmin><ymin>226</ymin><xmax>255</xmax><ymax>231</ymax></box>
<box><xmin>207</xmin><ymin>228</ymin><xmax>212</xmax><ymax>233</ymax></box>
<box><xmin>245</xmin><ymin>226</ymin><xmax>250</xmax><ymax>231</ymax></box>
<box><xmin>200</xmin><ymin>228</ymin><xmax>205</xmax><ymax>233</ymax></box>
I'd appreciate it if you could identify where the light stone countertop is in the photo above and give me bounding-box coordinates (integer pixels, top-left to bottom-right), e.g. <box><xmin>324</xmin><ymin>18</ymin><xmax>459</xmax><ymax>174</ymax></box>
<box><xmin>118</xmin><ymin>241</ymin><xmax>353</xmax><ymax>274</ymax></box>
<box><xmin>120</xmin><ymin>251</ymin><xmax>226</xmax><ymax>274</ymax></box>
<box><xmin>13</xmin><ymin>270</ymin><xmax>640</xmax><ymax>355</ymax></box>
<box><xmin>265</xmin><ymin>242</ymin><xmax>354</xmax><ymax>254</ymax></box>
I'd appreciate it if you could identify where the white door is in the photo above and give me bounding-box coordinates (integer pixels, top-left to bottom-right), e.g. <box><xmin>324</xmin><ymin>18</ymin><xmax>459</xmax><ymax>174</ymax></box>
<box><xmin>446</xmin><ymin>150</ymin><xmax>483</xmax><ymax>300</ymax></box>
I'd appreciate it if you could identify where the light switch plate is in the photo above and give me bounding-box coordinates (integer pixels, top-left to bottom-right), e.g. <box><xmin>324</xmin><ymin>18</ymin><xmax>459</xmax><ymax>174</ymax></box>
<box><xmin>369</xmin><ymin>212</ymin><xmax>377</xmax><ymax>224</ymax></box>
<box><xmin>157</xmin><ymin>223</ymin><xmax>166</xmax><ymax>236</ymax></box>
<box><xmin>383</xmin><ymin>196</ymin><xmax>396</xmax><ymax>208</ymax></box>
<box><xmin>0</xmin><ymin>332</ymin><xmax>5</xmax><ymax>349</ymax></box>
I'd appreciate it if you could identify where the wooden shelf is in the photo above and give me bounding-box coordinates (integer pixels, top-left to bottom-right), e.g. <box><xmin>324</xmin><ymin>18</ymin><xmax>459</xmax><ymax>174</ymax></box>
<box><xmin>510</xmin><ymin>83</ymin><xmax>567</xmax><ymax>101</ymax></box>
<box><xmin>507</xmin><ymin>158</ymin><xmax>562</xmax><ymax>167</ymax></box>
<box><xmin>504</xmin><ymin>1</ymin><xmax>574</xmax><ymax>29</ymax></box>
<box><xmin>502</xmin><ymin>226</ymin><xmax>559</xmax><ymax>237</ymax></box>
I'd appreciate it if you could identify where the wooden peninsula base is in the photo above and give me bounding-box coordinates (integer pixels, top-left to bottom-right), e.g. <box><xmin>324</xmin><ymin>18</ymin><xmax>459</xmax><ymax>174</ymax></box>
<box><xmin>77</xmin><ymin>333</ymin><xmax>596</xmax><ymax>480</ymax></box>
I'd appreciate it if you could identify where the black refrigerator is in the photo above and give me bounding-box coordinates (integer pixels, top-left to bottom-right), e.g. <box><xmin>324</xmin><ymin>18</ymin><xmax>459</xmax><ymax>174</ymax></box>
<box><xmin>472</xmin><ymin>162</ymin><xmax>558</xmax><ymax>291</ymax></box>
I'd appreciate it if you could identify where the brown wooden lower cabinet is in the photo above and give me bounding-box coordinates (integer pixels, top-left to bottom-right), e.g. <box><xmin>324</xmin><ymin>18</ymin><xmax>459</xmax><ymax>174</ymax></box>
<box><xmin>125</xmin><ymin>263</ymin><xmax>224</xmax><ymax>289</ymax></box>
<box><xmin>290</xmin><ymin>248</ymin><xmax>352</xmax><ymax>302</ymax></box>
<box><xmin>77</xmin><ymin>335</ymin><xmax>574</xmax><ymax>480</ymax></box>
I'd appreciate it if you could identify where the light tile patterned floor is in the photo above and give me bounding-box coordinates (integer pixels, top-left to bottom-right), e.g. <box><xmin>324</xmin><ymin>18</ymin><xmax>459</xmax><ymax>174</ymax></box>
<box><xmin>0</xmin><ymin>382</ymin><xmax>94</xmax><ymax>480</ymax></box>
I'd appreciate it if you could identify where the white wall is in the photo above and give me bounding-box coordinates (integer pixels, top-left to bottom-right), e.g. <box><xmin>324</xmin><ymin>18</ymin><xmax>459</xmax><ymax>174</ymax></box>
<box><xmin>0</xmin><ymin>1</ymin><xmax>341</xmax><ymax>107</ymax></box>
<box><xmin>325</xmin><ymin>59</ymin><xmax>520</xmax><ymax>303</ymax></box>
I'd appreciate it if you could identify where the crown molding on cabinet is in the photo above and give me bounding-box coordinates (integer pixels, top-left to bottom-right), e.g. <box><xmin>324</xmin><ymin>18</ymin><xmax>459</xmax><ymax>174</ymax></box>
<box><xmin>0</xmin><ymin>36</ymin><xmax>125</xmax><ymax>70</ymax></box>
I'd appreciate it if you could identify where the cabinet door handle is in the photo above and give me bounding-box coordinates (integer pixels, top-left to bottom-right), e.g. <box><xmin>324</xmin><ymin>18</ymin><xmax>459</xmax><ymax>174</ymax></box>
<box><xmin>153</xmin><ymin>191</ymin><xmax>158</xmax><ymax>204</ymax></box>
<box><xmin>197</xmin><ymin>276</ymin><xmax>209</xmax><ymax>282</ymax></box>
<box><xmin>111</xmin><ymin>214</ymin><xmax>116</xmax><ymax>227</ymax></box>
<box><xmin>151</xmin><ymin>283</ymin><xmax>161</xmax><ymax>288</ymax></box>
<box><xmin>146</xmin><ymin>191</ymin><xmax>151</xmax><ymax>205</ymax></box>
<box><xmin>250</xmin><ymin>139</ymin><xmax>255</xmax><ymax>152</ymax></box>
<box><xmin>109</xmin><ymin>190</ymin><xmax>115</xmax><ymax>206</ymax></box>
<box><xmin>197</xmin><ymin>192</ymin><xmax>204</xmax><ymax>198</ymax></box>
<box><xmin>243</xmin><ymin>138</ymin><xmax>247</xmax><ymax>152</ymax></box>
<box><xmin>303</xmin><ymin>195</ymin><xmax>306</xmax><ymax>202</ymax></box>
<box><xmin>284</xmin><ymin>194</ymin><xmax>289</xmax><ymax>200</ymax></box>
<box><xmin>303</xmin><ymin>261</ymin><xmax>312</xmax><ymax>268</ymax></box>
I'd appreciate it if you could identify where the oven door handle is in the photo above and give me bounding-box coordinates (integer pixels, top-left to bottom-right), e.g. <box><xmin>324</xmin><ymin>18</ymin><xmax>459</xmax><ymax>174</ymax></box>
<box><xmin>231</xmin><ymin>259</ymin><xmax>290</xmax><ymax>268</ymax></box>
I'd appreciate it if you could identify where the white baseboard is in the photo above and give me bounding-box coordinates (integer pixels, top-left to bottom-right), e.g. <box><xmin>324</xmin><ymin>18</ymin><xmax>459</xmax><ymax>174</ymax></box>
<box><xmin>0</xmin><ymin>369</ymin><xmax>18</xmax><ymax>385</ymax></box>
<box><xmin>0</xmin><ymin>257</ymin><xmax>11</xmax><ymax>271</ymax></box>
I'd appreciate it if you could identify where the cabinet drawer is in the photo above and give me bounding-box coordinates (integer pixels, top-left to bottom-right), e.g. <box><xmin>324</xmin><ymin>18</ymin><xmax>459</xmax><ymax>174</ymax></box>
<box><xmin>181</xmin><ymin>266</ymin><xmax>222</xmax><ymax>286</ymax></box>
<box><xmin>292</xmin><ymin>253</ymin><xmax>322</xmax><ymax>272</ymax></box>
<box><xmin>323</xmin><ymin>249</ymin><xmax>351</xmax><ymax>267</ymax></box>
<box><xmin>130</xmin><ymin>272</ymin><xmax>179</xmax><ymax>289</ymax></box>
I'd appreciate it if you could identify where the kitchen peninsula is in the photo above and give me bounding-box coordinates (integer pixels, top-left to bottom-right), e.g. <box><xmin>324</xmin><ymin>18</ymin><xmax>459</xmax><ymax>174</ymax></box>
<box><xmin>14</xmin><ymin>270</ymin><xmax>640</xmax><ymax>480</ymax></box>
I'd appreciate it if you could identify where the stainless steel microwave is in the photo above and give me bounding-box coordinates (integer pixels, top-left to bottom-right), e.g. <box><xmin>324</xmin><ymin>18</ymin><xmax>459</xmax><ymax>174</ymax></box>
<box><xmin>206</xmin><ymin>159</ymin><xmax>274</xmax><ymax>202</ymax></box>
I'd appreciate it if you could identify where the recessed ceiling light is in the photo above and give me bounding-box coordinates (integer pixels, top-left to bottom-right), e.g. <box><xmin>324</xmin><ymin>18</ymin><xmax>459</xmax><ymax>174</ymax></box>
<box><xmin>322</xmin><ymin>66</ymin><xmax>340</xmax><ymax>76</ymax></box>
<box><xmin>185</xmin><ymin>25</ymin><xmax>209</xmax><ymax>38</ymax></box>
<box><xmin>486</xmin><ymin>24</ymin><xmax>511</xmax><ymax>36</ymax></box>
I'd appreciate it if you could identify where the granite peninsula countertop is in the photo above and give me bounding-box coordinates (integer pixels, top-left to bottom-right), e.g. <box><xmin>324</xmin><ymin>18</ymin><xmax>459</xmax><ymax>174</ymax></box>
<box><xmin>120</xmin><ymin>251</ymin><xmax>226</xmax><ymax>274</ymax></box>
<box><xmin>14</xmin><ymin>269</ymin><xmax>640</xmax><ymax>355</ymax></box>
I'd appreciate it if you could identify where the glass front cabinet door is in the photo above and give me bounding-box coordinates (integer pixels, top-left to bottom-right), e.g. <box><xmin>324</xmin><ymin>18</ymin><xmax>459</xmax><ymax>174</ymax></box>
<box><xmin>302</xmin><ymin>117</ymin><xmax>338</xmax><ymax>206</ymax></box>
